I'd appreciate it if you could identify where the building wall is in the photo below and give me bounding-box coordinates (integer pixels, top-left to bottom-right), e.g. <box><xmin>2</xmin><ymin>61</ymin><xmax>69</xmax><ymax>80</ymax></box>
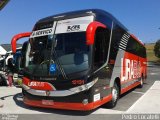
<box><xmin>0</xmin><ymin>46</ymin><xmax>7</xmax><ymax>56</ymax></box>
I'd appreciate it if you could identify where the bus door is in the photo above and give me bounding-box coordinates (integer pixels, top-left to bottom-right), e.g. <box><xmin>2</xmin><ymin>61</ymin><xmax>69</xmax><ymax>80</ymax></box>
<box><xmin>92</xmin><ymin>27</ymin><xmax>112</xmax><ymax>98</ymax></box>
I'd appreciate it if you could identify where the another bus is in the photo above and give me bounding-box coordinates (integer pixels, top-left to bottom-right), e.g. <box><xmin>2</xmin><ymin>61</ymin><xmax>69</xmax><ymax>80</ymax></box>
<box><xmin>11</xmin><ymin>9</ymin><xmax>147</xmax><ymax>110</ymax></box>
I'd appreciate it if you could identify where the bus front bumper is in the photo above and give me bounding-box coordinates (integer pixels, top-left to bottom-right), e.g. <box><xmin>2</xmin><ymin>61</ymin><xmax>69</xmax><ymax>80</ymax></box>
<box><xmin>23</xmin><ymin>95</ymin><xmax>112</xmax><ymax>111</ymax></box>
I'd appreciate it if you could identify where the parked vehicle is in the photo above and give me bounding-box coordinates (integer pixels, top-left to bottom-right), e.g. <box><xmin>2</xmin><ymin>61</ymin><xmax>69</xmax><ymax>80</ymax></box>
<box><xmin>11</xmin><ymin>9</ymin><xmax>147</xmax><ymax>111</ymax></box>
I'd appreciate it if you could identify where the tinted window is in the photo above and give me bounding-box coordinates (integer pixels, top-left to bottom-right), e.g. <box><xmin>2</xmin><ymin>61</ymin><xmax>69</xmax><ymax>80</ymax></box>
<box><xmin>126</xmin><ymin>37</ymin><xmax>146</xmax><ymax>58</ymax></box>
<box><xmin>94</xmin><ymin>28</ymin><xmax>110</xmax><ymax>67</ymax></box>
<box><xmin>24</xmin><ymin>32</ymin><xmax>91</xmax><ymax>77</ymax></box>
<box><xmin>110</xmin><ymin>24</ymin><xmax>126</xmax><ymax>60</ymax></box>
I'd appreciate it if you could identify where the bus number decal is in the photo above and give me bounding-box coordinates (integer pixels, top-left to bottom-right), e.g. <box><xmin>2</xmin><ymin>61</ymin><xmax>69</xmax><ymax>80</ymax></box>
<box><xmin>72</xmin><ymin>80</ymin><xmax>84</xmax><ymax>85</ymax></box>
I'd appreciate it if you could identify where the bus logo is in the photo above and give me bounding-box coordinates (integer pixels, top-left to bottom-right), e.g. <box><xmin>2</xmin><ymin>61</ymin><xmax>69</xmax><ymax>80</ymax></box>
<box><xmin>121</xmin><ymin>58</ymin><xmax>141</xmax><ymax>81</ymax></box>
<box><xmin>28</xmin><ymin>82</ymin><xmax>44</xmax><ymax>87</ymax></box>
<box><xmin>67</xmin><ymin>25</ymin><xmax>80</xmax><ymax>32</ymax></box>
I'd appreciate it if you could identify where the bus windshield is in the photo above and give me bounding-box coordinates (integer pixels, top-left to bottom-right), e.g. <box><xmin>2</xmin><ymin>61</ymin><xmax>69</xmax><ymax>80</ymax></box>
<box><xmin>24</xmin><ymin>32</ymin><xmax>91</xmax><ymax>78</ymax></box>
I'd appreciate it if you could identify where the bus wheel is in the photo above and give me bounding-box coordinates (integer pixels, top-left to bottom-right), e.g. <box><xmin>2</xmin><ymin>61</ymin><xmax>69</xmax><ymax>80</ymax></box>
<box><xmin>138</xmin><ymin>77</ymin><xmax>143</xmax><ymax>88</ymax></box>
<box><xmin>105</xmin><ymin>83</ymin><xmax>119</xmax><ymax>108</ymax></box>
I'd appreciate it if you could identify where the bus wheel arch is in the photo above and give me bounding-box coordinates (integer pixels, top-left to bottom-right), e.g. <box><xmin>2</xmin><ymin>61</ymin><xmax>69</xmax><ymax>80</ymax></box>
<box><xmin>105</xmin><ymin>77</ymin><xmax>120</xmax><ymax>108</ymax></box>
<box><xmin>115</xmin><ymin>77</ymin><xmax>121</xmax><ymax>95</ymax></box>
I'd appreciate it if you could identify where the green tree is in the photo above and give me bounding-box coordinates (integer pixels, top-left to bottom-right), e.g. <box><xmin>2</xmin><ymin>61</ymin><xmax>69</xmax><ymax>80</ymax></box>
<box><xmin>154</xmin><ymin>40</ymin><xmax>160</xmax><ymax>58</ymax></box>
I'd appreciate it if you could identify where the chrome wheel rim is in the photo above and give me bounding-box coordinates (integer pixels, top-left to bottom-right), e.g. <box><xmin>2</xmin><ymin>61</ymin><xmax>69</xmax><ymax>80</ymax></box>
<box><xmin>112</xmin><ymin>88</ymin><xmax>118</xmax><ymax>102</ymax></box>
<box><xmin>140</xmin><ymin>77</ymin><xmax>143</xmax><ymax>85</ymax></box>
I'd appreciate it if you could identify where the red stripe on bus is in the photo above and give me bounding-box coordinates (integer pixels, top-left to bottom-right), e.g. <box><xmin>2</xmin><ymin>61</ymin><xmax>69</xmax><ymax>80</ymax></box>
<box><xmin>121</xmin><ymin>81</ymin><xmax>140</xmax><ymax>94</ymax></box>
<box><xmin>23</xmin><ymin>94</ymin><xmax>112</xmax><ymax>111</ymax></box>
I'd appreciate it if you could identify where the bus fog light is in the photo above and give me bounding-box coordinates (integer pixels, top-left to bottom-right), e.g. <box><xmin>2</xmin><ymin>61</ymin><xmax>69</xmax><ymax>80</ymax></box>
<box><xmin>82</xmin><ymin>99</ymin><xmax>88</xmax><ymax>105</ymax></box>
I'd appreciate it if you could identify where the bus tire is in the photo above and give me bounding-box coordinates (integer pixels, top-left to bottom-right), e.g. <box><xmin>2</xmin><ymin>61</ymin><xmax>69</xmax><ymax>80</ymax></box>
<box><xmin>105</xmin><ymin>82</ymin><xmax>119</xmax><ymax>108</ymax></box>
<box><xmin>138</xmin><ymin>77</ymin><xmax>143</xmax><ymax>88</ymax></box>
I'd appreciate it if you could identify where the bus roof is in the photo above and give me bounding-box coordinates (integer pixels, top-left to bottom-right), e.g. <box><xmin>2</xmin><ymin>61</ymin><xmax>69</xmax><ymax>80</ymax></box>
<box><xmin>38</xmin><ymin>9</ymin><xmax>128</xmax><ymax>31</ymax></box>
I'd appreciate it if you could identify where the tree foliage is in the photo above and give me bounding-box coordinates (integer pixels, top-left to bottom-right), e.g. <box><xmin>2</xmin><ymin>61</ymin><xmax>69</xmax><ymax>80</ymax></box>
<box><xmin>154</xmin><ymin>40</ymin><xmax>160</xmax><ymax>58</ymax></box>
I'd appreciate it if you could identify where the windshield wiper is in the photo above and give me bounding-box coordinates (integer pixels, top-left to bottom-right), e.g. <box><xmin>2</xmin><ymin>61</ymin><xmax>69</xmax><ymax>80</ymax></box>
<box><xmin>51</xmin><ymin>47</ymin><xmax>68</xmax><ymax>79</ymax></box>
<box><xmin>49</xmin><ymin>22</ymin><xmax>68</xmax><ymax>79</ymax></box>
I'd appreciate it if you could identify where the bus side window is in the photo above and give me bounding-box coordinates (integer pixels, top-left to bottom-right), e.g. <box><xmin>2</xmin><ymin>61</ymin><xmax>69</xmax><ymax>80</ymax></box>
<box><xmin>94</xmin><ymin>28</ymin><xmax>109</xmax><ymax>67</ymax></box>
<box><xmin>126</xmin><ymin>37</ymin><xmax>146</xmax><ymax>58</ymax></box>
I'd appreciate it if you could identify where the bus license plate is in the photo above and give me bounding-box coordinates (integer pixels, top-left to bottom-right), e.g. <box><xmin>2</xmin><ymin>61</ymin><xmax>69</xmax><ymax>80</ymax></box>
<box><xmin>42</xmin><ymin>100</ymin><xmax>54</xmax><ymax>105</ymax></box>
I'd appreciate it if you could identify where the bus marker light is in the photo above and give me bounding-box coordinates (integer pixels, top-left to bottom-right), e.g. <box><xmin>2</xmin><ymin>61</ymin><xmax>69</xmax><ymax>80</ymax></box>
<box><xmin>82</xmin><ymin>99</ymin><xmax>88</xmax><ymax>105</ymax></box>
<box><xmin>95</xmin><ymin>88</ymin><xmax>99</xmax><ymax>92</ymax></box>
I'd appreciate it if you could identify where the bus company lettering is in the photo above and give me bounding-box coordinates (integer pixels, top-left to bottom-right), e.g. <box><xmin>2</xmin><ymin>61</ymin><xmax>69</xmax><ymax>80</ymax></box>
<box><xmin>121</xmin><ymin>58</ymin><xmax>141</xmax><ymax>81</ymax></box>
<box><xmin>67</xmin><ymin>25</ymin><xmax>80</xmax><ymax>32</ymax></box>
<box><xmin>28</xmin><ymin>81</ymin><xmax>44</xmax><ymax>87</ymax></box>
<box><xmin>31</xmin><ymin>28</ymin><xmax>52</xmax><ymax>37</ymax></box>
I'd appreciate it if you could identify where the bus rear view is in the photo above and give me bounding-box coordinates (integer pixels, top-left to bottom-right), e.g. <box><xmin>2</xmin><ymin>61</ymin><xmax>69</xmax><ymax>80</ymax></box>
<box><xmin>15</xmin><ymin>9</ymin><xmax>147</xmax><ymax>111</ymax></box>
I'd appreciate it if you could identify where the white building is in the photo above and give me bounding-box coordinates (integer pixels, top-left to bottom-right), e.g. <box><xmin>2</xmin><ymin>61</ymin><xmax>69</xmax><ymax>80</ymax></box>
<box><xmin>0</xmin><ymin>45</ymin><xmax>7</xmax><ymax>58</ymax></box>
<box><xmin>0</xmin><ymin>44</ymin><xmax>22</xmax><ymax>61</ymax></box>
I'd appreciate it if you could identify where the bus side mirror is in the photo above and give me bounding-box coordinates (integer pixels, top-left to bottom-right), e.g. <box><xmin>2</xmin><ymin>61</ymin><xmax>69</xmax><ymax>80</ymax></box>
<box><xmin>86</xmin><ymin>21</ymin><xmax>106</xmax><ymax>45</ymax></box>
<box><xmin>11</xmin><ymin>32</ymin><xmax>31</xmax><ymax>53</ymax></box>
<box><xmin>13</xmin><ymin>52</ymin><xmax>22</xmax><ymax>71</ymax></box>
